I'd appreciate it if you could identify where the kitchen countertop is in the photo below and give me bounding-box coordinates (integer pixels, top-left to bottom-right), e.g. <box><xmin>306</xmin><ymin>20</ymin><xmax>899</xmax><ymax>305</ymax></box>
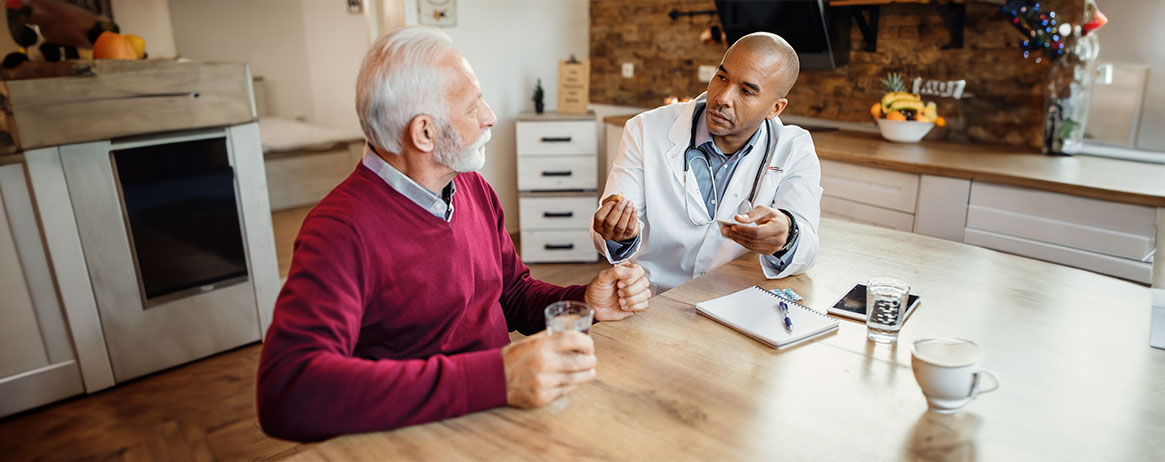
<box><xmin>603</xmin><ymin>114</ymin><xmax>1165</xmax><ymax>207</ymax></box>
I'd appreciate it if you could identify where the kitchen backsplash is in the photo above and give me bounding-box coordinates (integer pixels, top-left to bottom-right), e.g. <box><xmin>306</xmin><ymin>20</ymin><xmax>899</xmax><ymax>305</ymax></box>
<box><xmin>590</xmin><ymin>0</ymin><xmax>1083</xmax><ymax>148</ymax></box>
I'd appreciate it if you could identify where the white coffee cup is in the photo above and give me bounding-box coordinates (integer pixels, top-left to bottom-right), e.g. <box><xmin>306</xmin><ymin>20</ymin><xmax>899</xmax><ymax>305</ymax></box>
<box><xmin>911</xmin><ymin>338</ymin><xmax>999</xmax><ymax>413</ymax></box>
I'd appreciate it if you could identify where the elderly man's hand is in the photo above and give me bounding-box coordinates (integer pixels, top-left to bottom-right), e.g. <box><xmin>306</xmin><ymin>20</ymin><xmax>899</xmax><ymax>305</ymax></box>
<box><xmin>592</xmin><ymin>194</ymin><xmax>640</xmax><ymax>242</ymax></box>
<box><xmin>502</xmin><ymin>331</ymin><xmax>596</xmax><ymax>408</ymax></box>
<box><xmin>720</xmin><ymin>205</ymin><xmax>791</xmax><ymax>255</ymax></box>
<box><xmin>585</xmin><ymin>263</ymin><xmax>651</xmax><ymax>321</ymax></box>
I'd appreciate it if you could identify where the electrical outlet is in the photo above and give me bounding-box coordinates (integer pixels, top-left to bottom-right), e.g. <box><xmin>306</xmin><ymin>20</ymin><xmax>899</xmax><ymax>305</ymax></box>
<box><xmin>622</xmin><ymin>62</ymin><xmax>634</xmax><ymax>79</ymax></box>
<box><xmin>698</xmin><ymin>65</ymin><xmax>716</xmax><ymax>83</ymax></box>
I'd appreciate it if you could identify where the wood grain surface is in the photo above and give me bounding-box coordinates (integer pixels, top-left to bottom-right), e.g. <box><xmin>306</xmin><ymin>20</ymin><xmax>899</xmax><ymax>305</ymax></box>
<box><xmin>286</xmin><ymin>218</ymin><xmax>1164</xmax><ymax>461</ymax></box>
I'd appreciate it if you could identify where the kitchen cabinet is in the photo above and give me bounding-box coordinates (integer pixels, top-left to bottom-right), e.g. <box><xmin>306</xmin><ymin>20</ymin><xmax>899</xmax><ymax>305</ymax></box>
<box><xmin>0</xmin><ymin>160</ymin><xmax>85</xmax><ymax>417</ymax></box>
<box><xmin>819</xmin><ymin>159</ymin><xmax>973</xmax><ymax>241</ymax></box>
<box><xmin>0</xmin><ymin>60</ymin><xmax>278</xmax><ymax>416</ymax></box>
<box><xmin>818</xmin><ymin>158</ymin><xmax>1155</xmax><ymax>284</ymax></box>
<box><xmin>964</xmin><ymin>182</ymin><xmax>1155</xmax><ymax>284</ymax></box>
<box><xmin>516</xmin><ymin>112</ymin><xmax>598</xmax><ymax>262</ymax></box>
<box><xmin>819</xmin><ymin>159</ymin><xmax>919</xmax><ymax>232</ymax></box>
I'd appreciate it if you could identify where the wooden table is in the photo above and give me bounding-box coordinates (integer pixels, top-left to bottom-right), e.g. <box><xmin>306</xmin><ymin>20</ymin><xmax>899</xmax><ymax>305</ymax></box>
<box><xmin>284</xmin><ymin>219</ymin><xmax>1163</xmax><ymax>461</ymax></box>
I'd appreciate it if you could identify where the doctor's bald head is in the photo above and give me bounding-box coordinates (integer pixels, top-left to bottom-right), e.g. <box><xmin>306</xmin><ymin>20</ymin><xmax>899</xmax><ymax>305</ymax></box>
<box><xmin>727</xmin><ymin>32</ymin><xmax>799</xmax><ymax>98</ymax></box>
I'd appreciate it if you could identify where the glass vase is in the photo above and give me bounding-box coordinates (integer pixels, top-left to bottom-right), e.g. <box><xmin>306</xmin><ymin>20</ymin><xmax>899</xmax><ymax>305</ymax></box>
<box><xmin>1042</xmin><ymin>27</ymin><xmax>1100</xmax><ymax>154</ymax></box>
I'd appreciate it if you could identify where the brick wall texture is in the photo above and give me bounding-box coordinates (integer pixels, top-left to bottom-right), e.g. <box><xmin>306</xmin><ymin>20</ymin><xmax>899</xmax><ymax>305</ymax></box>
<box><xmin>590</xmin><ymin>0</ymin><xmax>1083</xmax><ymax>147</ymax></box>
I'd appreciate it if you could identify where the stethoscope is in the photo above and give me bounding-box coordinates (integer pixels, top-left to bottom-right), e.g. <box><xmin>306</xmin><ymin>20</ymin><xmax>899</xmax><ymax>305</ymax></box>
<box><xmin>683</xmin><ymin>105</ymin><xmax>776</xmax><ymax>226</ymax></box>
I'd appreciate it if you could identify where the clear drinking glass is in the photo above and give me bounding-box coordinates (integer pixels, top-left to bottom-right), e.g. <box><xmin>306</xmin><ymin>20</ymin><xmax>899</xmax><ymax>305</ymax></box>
<box><xmin>866</xmin><ymin>277</ymin><xmax>910</xmax><ymax>343</ymax></box>
<box><xmin>545</xmin><ymin>301</ymin><xmax>593</xmax><ymax>334</ymax></box>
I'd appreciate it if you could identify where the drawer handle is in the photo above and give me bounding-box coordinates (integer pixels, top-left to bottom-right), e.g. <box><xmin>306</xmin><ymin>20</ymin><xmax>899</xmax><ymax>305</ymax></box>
<box><xmin>541</xmin><ymin>170</ymin><xmax>573</xmax><ymax>177</ymax></box>
<box><xmin>544</xmin><ymin>243</ymin><xmax>575</xmax><ymax>251</ymax></box>
<box><xmin>543</xmin><ymin>211</ymin><xmax>574</xmax><ymax>218</ymax></box>
<box><xmin>541</xmin><ymin>136</ymin><xmax>572</xmax><ymax>143</ymax></box>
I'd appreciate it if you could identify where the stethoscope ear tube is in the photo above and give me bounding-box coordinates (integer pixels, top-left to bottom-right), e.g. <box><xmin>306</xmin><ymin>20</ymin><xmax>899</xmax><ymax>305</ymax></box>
<box><xmin>747</xmin><ymin>119</ymin><xmax>776</xmax><ymax>206</ymax></box>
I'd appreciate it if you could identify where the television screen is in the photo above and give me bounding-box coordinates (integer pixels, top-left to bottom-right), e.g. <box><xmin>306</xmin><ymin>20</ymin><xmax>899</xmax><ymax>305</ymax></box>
<box><xmin>715</xmin><ymin>0</ymin><xmax>849</xmax><ymax>69</ymax></box>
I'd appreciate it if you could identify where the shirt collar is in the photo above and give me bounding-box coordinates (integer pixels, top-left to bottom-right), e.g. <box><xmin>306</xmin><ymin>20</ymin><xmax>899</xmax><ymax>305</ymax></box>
<box><xmin>361</xmin><ymin>144</ymin><xmax>455</xmax><ymax>221</ymax></box>
<box><xmin>693</xmin><ymin>102</ymin><xmax>766</xmax><ymax>158</ymax></box>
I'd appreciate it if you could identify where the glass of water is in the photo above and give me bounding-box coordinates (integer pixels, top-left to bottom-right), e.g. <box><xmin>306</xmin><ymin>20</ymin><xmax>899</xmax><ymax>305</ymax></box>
<box><xmin>545</xmin><ymin>301</ymin><xmax>593</xmax><ymax>334</ymax></box>
<box><xmin>866</xmin><ymin>277</ymin><xmax>910</xmax><ymax>343</ymax></box>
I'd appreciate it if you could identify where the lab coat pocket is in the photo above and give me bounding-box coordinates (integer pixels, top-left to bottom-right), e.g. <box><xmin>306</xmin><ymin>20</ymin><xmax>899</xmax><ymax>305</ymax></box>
<box><xmin>757</xmin><ymin>168</ymin><xmax>785</xmax><ymax>207</ymax></box>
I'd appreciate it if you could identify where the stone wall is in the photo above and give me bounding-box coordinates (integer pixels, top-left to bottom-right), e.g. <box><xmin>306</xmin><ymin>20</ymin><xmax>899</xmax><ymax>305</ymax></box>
<box><xmin>590</xmin><ymin>0</ymin><xmax>1083</xmax><ymax>147</ymax></box>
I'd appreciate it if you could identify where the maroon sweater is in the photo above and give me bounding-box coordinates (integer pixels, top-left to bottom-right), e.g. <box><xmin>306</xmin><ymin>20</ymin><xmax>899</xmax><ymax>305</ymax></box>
<box><xmin>257</xmin><ymin>165</ymin><xmax>586</xmax><ymax>442</ymax></box>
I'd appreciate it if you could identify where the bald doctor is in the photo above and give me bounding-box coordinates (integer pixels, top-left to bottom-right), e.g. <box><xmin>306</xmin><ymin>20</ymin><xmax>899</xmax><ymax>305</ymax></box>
<box><xmin>591</xmin><ymin>32</ymin><xmax>822</xmax><ymax>291</ymax></box>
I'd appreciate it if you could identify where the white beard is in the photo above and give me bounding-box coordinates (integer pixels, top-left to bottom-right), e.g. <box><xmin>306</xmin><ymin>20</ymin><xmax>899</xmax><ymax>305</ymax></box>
<box><xmin>435</xmin><ymin>124</ymin><xmax>490</xmax><ymax>173</ymax></box>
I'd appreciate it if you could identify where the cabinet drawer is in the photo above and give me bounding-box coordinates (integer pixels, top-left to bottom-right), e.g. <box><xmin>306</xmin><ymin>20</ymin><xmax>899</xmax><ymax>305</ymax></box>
<box><xmin>518</xmin><ymin>155</ymin><xmax>596</xmax><ymax>191</ymax></box>
<box><xmin>517</xmin><ymin>121</ymin><xmax>597</xmax><ymax>156</ymax></box>
<box><xmin>967</xmin><ymin>182</ymin><xmax>1155</xmax><ymax>260</ymax></box>
<box><xmin>520</xmin><ymin>230</ymin><xmax>598</xmax><ymax>263</ymax></box>
<box><xmin>519</xmin><ymin>196</ymin><xmax>596</xmax><ymax>230</ymax></box>
<box><xmin>821</xmin><ymin>196</ymin><xmax>914</xmax><ymax>232</ymax></box>
<box><xmin>963</xmin><ymin>228</ymin><xmax>1151</xmax><ymax>284</ymax></box>
<box><xmin>820</xmin><ymin>160</ymin><xmax>919</xmax><ymax>213</ymax></box>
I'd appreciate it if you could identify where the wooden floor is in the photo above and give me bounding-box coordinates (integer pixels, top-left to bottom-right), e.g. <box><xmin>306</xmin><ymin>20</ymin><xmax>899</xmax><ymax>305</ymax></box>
<box><xmin>0</xmin><ymin>205</ymin><xmax>609</xmax><ymax>461</ymax></box>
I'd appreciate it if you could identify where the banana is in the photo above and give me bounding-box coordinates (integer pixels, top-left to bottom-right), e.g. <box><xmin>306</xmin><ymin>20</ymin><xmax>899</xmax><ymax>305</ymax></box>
<box><xmin>923</xmin><ymin>102</ymin><xmax>937</xmax><ymax>120</ymax></box>
<box><xmin>888</xmin><ymin>100</ymin><xmax>925</xmax><ymax>113</ymax></box>
<box><xmin>880</xmin><ymin>91</ymin><xmax>918</xmax><ymax>108</ymax></box>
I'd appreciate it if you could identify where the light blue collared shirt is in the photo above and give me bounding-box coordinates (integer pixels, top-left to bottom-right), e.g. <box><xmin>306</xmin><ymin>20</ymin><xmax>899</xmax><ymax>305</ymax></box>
<box><xmin>688</xmin><ymin>102</ymin><xmax>765</xmax><ymax>217</ymax></box>
<box><xmin>604</xmin><ymin>104</ymin><xmax>800</xmax><ymax>272</ymax></box>
<box><xmin>362</xmin><ymin>146</ymin><xmax>456</xmax><ymax>221</ymax></box>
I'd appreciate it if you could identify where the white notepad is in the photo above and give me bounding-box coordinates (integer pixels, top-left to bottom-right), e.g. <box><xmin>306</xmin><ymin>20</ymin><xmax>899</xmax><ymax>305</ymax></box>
<box><xmin>695</xmin><ymin>286</ymin><xmax>840</xmax><ymax>349</ymax></box>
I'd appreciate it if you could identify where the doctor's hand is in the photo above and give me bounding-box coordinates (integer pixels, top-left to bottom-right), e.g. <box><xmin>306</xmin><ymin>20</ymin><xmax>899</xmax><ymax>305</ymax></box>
<box><xmin>585</xmin><ymin>263</ymin><xmax>651</xmax><ymax>321</ymax></box>
<box><xmin>593</xmin><ymin>194</ymin><xmax>640</xmax><ymax>242</ymax></box>
<box><xmin>720</xmin><ymin>205</ymin><xmax>791</xmax><ymax>255</ymax></box>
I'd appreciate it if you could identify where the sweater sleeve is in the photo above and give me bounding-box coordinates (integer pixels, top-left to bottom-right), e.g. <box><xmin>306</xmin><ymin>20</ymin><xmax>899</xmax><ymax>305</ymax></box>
<box><xmin>256</xmin><ymin>215</ymin><xmax>507</xmax><ymax>442</ymax></box>
<box><xmin>478</xmin><ymin>176</ymin><xmax>586</xmax><ymax>335</ymax></box>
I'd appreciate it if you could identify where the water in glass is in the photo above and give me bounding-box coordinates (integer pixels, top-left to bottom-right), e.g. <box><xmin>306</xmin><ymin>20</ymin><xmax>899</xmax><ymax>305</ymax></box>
<box><xmin>866</xmin><ymin>277</ymin><xmax>910</xmax><ymax>343</ymax></box>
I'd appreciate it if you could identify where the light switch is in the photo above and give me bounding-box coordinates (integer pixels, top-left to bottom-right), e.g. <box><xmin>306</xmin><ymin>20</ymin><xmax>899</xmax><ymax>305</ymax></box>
<box><xmin>622</xmin><ymin>62</ymin><xmax>634</xmax><ymax>79</ymax></box>
<box><xmin>698</xmin><ymin>65</ymin><xmax>716</xmax><ymax>82</ymax></box>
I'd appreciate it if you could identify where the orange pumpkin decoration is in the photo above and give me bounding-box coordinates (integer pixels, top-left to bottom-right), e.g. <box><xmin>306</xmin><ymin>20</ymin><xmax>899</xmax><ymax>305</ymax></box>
<box><xmin>93</xmin><ymin>31</ymin><xmax>137</xmax><ymax>60</ymax></box>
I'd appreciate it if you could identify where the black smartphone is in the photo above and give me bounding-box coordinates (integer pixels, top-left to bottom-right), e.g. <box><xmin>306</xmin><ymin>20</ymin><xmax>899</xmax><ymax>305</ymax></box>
<box><xmin>828</xmin><ymin>283</ymin><xmax>921</xmax><ymax>321</ymax></box>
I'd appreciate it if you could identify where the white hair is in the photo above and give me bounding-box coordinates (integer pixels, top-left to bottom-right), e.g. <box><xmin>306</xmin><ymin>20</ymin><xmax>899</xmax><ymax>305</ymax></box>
<box><xmin>356</xmin><ymin>26</ymin><xmax>456</xmax><ymax>154</ymax></box>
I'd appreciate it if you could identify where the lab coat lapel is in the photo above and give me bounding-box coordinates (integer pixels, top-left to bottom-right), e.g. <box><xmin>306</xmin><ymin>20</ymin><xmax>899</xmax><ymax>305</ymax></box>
<box><xmin>665</xmin><ymin>96</ymin><xmax>710</xmax><ymax>223</ymax></box>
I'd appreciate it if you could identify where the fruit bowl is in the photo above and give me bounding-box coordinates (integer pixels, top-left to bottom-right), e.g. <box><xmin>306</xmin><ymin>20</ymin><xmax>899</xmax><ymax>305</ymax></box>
<box><xmin>875</xmin><ymin>118</ymin><xmax>934</xmax><ymax>143</ymax></box>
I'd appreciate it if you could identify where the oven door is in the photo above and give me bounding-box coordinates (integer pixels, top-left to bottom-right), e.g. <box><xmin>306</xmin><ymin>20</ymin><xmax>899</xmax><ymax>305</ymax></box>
<box><xmin>59</xmin><ymin>128</ymin><xmax>264</xmax><ymax>382</ymax></box>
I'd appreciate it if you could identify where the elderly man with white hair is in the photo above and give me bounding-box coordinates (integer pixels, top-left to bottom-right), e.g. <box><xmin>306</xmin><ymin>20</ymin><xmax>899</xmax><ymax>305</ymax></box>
<box><xmin>256</xmin><ymin>26</ymin><xmax>651</xmax><ymax>442</ymax></box>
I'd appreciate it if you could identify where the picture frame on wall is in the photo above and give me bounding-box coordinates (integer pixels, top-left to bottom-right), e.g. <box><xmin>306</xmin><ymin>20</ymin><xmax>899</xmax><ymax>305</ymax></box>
<box><xmin>418</xmin><ymin>0</ymin><xmax>456</xmax><ymax>27</ymax></box>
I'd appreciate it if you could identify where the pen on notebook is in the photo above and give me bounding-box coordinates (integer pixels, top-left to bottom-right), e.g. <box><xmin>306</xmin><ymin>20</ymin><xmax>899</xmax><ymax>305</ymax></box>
<box><xmin>779</xmin><ymin>300</ymin><xmax>794</xmax><ymax>333</ymax></box>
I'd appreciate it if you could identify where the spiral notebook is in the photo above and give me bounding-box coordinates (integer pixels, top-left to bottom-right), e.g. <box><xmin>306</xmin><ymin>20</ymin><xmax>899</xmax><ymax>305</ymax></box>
<box><xmin>695</xmin><ymin>286</ymin><xmax>839</xmax><ymax>349</ymax></box>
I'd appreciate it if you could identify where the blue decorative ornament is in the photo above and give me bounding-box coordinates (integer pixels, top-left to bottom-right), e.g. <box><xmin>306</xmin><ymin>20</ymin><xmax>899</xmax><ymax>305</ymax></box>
<box><xmin>1002</xmin><ymin>0</ymin><xmax>1068</xmax><ymax>61</ymax></box>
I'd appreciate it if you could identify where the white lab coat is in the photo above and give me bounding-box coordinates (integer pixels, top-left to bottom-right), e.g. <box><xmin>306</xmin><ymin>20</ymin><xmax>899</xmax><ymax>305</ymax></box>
<box><xmin>592</xmin><ymin>94</ymin><xmax>823</xmax><ymax>291</ymax></box>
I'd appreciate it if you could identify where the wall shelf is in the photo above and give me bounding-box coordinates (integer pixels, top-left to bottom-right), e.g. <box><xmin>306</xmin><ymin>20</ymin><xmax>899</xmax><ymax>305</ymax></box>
<box><xmin>828</xmin><ymin>0</ymin><xmax>967</xmax><ymax>51</ymax></box>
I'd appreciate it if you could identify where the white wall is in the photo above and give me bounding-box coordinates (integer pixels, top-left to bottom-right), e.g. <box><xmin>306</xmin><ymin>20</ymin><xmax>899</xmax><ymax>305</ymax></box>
<box><xmin>170</xmin><ymin>1</ymin><xmax>367</xmax><ymax>134</ymax></box>
<box><xmin>300</xmin><ymin>2</ymin><xmax>369</xmax><ymax>136</ymax></box>
<box><xmin>111</xmin><ymin>0</ymin><xmax>177</xmax><ymax>58</ymax></box>
<box><xmin>591</xmin><ymin>103</ymin><xmax>648</xmax><ymax>191</ymax></box>
<box><xmin>404</xmin><ymin>0</ymin><xmax>589</xmax><ymax>232</ymax></box>
<box><xmin>1095</xmin><ymin>0</ymin><xmax>1165</xmax><ymax>152</ymax></box>
<box><xmin>169</xmin><ymin>0</ymin><xmax>315</xmax><ymax>124</ymax></box>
